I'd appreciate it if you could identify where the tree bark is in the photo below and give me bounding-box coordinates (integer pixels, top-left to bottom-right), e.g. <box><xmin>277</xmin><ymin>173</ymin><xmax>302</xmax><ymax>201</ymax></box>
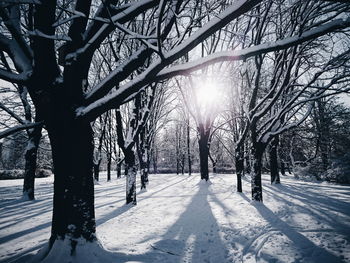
<box><xmin>22</xmin><ymin>125</ymin><xmax>42</xmax><ymax>200</ymax></box>
<box><xmin>47</xmin><ymin>118</ymin><xmax>96</xmax><ymax>247</ymax></box>
<box><xmin>198</xmin><ymin>127</ymin><xmax>209</xmax><ymax>181</ymax></box>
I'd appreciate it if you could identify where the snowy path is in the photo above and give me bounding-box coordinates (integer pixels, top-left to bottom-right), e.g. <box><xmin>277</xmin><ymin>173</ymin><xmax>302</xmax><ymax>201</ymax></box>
<box><xmin>0</xmin><ymin>173</ymin><xmax>350</xmax><ymax>262</ymax></box>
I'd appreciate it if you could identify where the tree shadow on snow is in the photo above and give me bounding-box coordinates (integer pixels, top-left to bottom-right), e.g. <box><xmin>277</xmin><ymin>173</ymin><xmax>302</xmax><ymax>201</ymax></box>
<box><xmin>149</xmin><ymin>181</ymin><xmax>230</xmax><ymax>263</ymax></box>
<box><xmin>263</xmin><ymin>185</ymin><xmax>350</xmax><ymax>240</ymax></box>
<box><xmin>239</xmin><ymin>193</ymin><xmax>345</xmax><ymax>263</ymax></box>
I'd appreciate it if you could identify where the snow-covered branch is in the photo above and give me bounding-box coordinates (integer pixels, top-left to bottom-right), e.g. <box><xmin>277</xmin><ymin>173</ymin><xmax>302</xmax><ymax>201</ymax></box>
<box><xmin>157</xmin><ymin>16</ymin><xmax>350</xmax><ymax>79</ymax></box>
<box><xmin>78</xmin><ymin>0</ymin><xmax>263</xmax><ymax>120</ymax></box>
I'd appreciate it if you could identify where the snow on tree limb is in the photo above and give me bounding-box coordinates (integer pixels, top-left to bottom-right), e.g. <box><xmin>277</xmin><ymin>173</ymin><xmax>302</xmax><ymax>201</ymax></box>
<box><xmin>77</xmin><ymin>0</ymin><xmax>263</xmax><ymax>120</ymax></box>
<box><xmin>78</xmin><ymin>13</ymin><xmax>350</xmax><ymax>121</ymax></box>
<box><xmin>157</xmin><ymin>16</ymin><xmax>350</xmax><ymax>79</ymax></box>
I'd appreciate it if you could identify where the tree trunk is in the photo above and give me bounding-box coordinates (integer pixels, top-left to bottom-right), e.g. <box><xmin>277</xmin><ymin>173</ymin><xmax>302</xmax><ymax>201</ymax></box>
<box><xmin>251</xmin><ymin>143</ymin><xmax>264</xmax><ymax>202</ymax></box>
<box><xmin>116</xmin><ymin>149</ymin><xmax>122</xmax><ymax>179</ymax></box>
<box><xmin>269</xmin><ymin>137</ymin><xmax>280</xmax><ymax>184</ymax></box>
<box><xmin>106</xmin><ymin>155</ymin><xmax>111</xmax><ymax>181</ymax></box>
<box><xmin>287</xmin><ymin>162</ymin><xmax>292</xmax><ymax>174</ymax></box>
<box><xmin>235</xmin><ymin>148</ymin><xmax>244</xmax><ymax>193</ymax></box>
<box><xmin>93</xmin><ymin>160</ymin><xmax>101</xmax><ymax>181</ymax></box>
<box><xmin>187</xmin><ymin>118</ymin><xmax>192</xmax><ymax>175</ymax></box>
<box><xmin>139</xmin><ymin>152</ymin><xmax>148</xmax><ymax>190</ymax></box>
<box><xmin>153</xmin><ymin>148</ymin><xmax>158</xmax><ymax>174</ymax></box>
<box><xmin>181</xmin><ymin>153</ymin><xmax>185</xmax><ymax>174</ymax></box>
<box><xmin>124</xmin><ymin>165</ymin><xmax>129</xmax><ymax>177</ymax></box>
<box><xmin>47</xmin><ymin>118</ymin><xmax>96</xmax><ymax>248</ymax></box>
<box><xmin>116</xmin><ymin>161</ymin><xmax>122</xmax><ymax>179</ymax></box>
<box><xmin>22</xmin><ymin>125</ymin><xmax>42</xmax><ymax>200</ymax></box>
<box><xmin>198</xmin><ymin>131</ymin><xmax>209</xmax><ymax>181</ymax></box>
<box><xmin>124</xmin><ymin>149</ymin><xmax>137</xmax><ymax>205</ymax></box>
<box><xmin>280</xmin><ymin>161</ymin><xmax>286</xmax><ymax>176</ymax></box>
<box><xmin>140</xmin><ymin>168</ymin><xmax>147</xmax><ymax>190</ymax></box>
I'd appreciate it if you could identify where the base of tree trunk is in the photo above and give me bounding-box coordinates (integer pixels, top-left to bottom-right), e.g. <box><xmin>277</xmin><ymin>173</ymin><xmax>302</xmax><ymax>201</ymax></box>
<box><xmin>22</xmin><ymin>190</ymin><xmax>35</xmax><ymax>201</ymax></box>
<box><xmin>31</xmin><ymin>237</ymin><xmax>120</xmax><ymax>263</ymax></box>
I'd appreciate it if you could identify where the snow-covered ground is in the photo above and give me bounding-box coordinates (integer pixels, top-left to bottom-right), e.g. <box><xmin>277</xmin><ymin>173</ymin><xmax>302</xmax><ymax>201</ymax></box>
<box><xmin>0</xmin><ymin>173</ymin><xmax>350</xmax><ymax>263</ymax></box>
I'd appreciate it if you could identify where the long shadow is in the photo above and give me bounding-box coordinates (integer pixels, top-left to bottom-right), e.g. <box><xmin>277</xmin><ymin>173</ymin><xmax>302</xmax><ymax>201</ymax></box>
<box><xmin>96</xmin><ymin>203</ymin><xmax>135</xmax><ymax>226</ymax></box>
<box><xmin>0</xmin><ymin>221</ymin><xmax>50</xmax><ymax>244</ymax></box>
<box><xmin>275</xmin><ymin>183</ymin><xmax>350</xmax><ymax>217</ymax></box>
<box><xmin>148</xmin><ymin>182</ymin><xmax>230</xmax><ymax>263</ymax></box>
<box><xmin>239</xmin><ymin>193</ymin><xmax>345</xmax><ymax>263</ymax></box>
<box><xmin>263</xmin><ymin>186</ymin><xmax>350</xmax><ymax>238</ymax></box>
<box><xmin>96</xmin><ymin>177</ymin><xmax>190</xmax><ymax>226</ymax></box>
<box><xmin>0</xmin><ymin>207</ymin><xmax>51</xmax><ymax>231</ymax></box>
<box><xmin>138</xmin><ymin>176</ymin><xmax>190</xmax><ymax>200</ymax></box>
<box><xmin>0</xmin><ymin>243</ymin><xmax>44</xmax><ymax>263</ymax></box>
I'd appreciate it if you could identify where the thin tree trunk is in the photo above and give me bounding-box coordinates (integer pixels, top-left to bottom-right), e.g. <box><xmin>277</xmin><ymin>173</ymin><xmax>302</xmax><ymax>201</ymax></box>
<box><xmin>153</xmin><ymin>147</ymin><xmax>158</xmax><ymax>174</ymax></box>
<box><xmin>181</xmin><ymin>153</ymin><xmax>185</xmax><ymax>174</ymax></box>
<box><xmin>187</xmin><ymin>118</ymin><xmax>192</xmax><ymax>175</ymax></box>
<box><xmin>269</xmin><ymin>136</ymin><xmax>280</xmax><ymax>184</ymax></box>
<box><xmin>116</xmin><ymin>156</ymin><xmax>122</xmax><ymax>179</ymax></box>
<box><xmin>125</xmin><ymin>149</ymin><xmax>137</xmax><ymax>205</ymax></box>
<box><xmin>22</xmin><ymin>125</ymin><xmax>42</xmax><ymax>200</ymax></box>
<box><xmin>251</xmin><ymin>143</ymin><xmax>264</xmax><ymax>202</ymax></box>
<box><xmin>235</xmin><ymin>147</ymin><xmax>244</xmax><ymax>193</ymax></box>
<box><xmin>280</xmin><ymin>161</ymin><xmax>286</xmax><ymax>176</ymax></box>
<box><xmin>107</xmin><ymin>155</ymin><xmax>111</xmax><ymax>181</ymax></box>
<box><xmin>93</xmin><ymin>160</ymin><xmax>101</xmax><ymax>181</ymax></box>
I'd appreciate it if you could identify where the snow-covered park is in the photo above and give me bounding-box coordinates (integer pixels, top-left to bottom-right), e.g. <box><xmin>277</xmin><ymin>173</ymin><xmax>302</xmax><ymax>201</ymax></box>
<box><xmin>1</xmin><ymin>173</ymin><xmax>349</xmax><ymax>263</ymax></box>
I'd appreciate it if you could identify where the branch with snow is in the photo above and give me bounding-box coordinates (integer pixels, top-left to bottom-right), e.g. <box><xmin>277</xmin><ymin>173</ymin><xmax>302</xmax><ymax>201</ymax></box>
<box><xmin>157</xmin><ymin>16</ymin><xmax>350</xmax><ymax>79</ymax></box>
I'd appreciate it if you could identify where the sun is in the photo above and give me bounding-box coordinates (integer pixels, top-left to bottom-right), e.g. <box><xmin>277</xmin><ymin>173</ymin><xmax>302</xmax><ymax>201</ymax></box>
<box><xmin>195</xmin><ymin>81</ymin><xmax>220</xmax><ymax>108</ymax></box>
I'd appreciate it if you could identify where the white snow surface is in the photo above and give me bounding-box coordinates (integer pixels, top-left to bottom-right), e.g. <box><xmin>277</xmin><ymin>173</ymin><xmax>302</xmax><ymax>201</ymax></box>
<box><xmin>0</xmin><ymin>173</ymin><xmax>350</xmax><ymax>263</ymax></box>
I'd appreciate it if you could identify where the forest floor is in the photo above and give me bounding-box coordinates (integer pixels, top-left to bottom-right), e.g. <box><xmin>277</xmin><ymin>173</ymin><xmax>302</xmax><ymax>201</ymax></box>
<box><xmin>0</xmin><ymin>172</ymin><xmax>350</xmax><ymax>263</ymax></box>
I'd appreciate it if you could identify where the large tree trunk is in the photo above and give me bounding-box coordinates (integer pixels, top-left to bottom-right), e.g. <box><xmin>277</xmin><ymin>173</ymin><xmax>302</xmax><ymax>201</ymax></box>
<box><xmin>251</xmin><ymin>143</ymin><xmax>264</xmax><ymax>202</ymax></box>
<box><xmin>47</xmin><ymin>117</ymin><xmax>96</xmax><ymax>248</ymax></box>
<box><xmin>269</xmin><ymin>136</ymin><xmax>280</xmax><ymax>184</ymax></box>
<box><xmin>198</xmin><ymin>129</ymin><xmax>209</xmax><ymax>181</ymax></box>
<box><xmin>22</xmin><ymin>125</ymin><xmax>42</xmax><ymax>200</ymax></box>
<box><xmin>124</xmin><ymin>149</ymin><xmax>137</xmax><ymax>205</ymax></box>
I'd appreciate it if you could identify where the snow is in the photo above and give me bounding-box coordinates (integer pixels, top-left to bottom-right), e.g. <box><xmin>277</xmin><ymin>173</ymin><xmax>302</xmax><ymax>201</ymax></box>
<box><xmin>1</xmin><ymin>173</ymin><xmax>350</xmax><ymax>262</ymax></box>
